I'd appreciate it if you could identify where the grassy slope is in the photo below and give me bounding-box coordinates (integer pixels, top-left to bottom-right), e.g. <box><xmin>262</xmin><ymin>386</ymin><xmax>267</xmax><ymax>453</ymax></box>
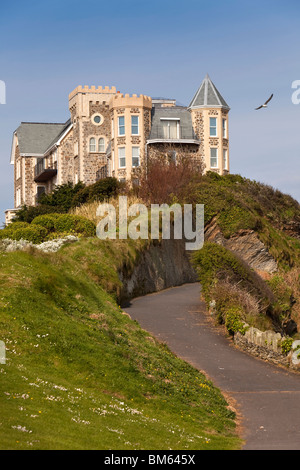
<box><xmin>183</xmin><ymin>172</ymin><xmax>300</xmax><ymax>269</ymax></box>
<box><xmin>0</xmin><ymin>238</ymin><xmax>241</xmax><ymax>450</ymax></box>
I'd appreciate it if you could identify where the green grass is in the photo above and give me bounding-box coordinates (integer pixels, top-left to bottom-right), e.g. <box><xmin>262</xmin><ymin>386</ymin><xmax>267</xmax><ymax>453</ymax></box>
<box><xmin>0</xmin><ymin>239</ymin><xmax>242</xmax><ymax>450</ymax></box>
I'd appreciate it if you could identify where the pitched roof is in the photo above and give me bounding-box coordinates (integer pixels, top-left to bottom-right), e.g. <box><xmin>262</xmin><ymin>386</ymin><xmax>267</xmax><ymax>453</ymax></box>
<box><xmin>15</xmin><ymin>120</ymin><xmax>70</xmax><ymax>155</ymax></box>
<box><xmin>189</xmin><ymin>74</ymin><xmax>230</xmax><ymax>110</ymax></box>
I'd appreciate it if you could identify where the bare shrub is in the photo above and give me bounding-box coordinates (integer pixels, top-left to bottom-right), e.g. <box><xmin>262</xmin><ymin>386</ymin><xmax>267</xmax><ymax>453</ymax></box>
<box><xmin>135</xmin><ymin>146</ymin><xmax>204</xmax><ymax>204</ymax></box>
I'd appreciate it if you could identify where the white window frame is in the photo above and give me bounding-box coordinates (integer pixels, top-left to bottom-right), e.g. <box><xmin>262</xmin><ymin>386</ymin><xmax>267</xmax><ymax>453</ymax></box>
<box><xmin>131</xmin><ymin>115</ymin><xmax>139</xmax><ymax>135</ymax></box>
<box><xmin>210</xmin><ymin>148</ymin><xmax>218</xmax><ymax>168</ymax></box>
<box><xmin>118</xmin><ymin>116</ymin><xmax>125</xmax><ymax>136</ymax></box>
<box><xmin>16</xmin><ymin>187</ymin><xmax>21</xmax><ymax>207</ymax></box>
<box><xmin>209</xmin><ymin>117</ymin><xmax>217</xmax><ymax>137</ymax></box>
<box><xmin>118</xmin><ymin>147</ymin><xmax>126</xmax><ymax>168</ymax></box>
<box><xmin>16</xmin><ymin>159</ymin><xmax>21</xmax><ymax>179</ymax></box>
<box><xmin>160</xmin><ymin>118</ymin><xmax>180</xmax><ymax>139</ymax></box>
<box><xmin>223</xmin><ymin>149</ymin><xmax>228</xmax><ymax>170</ymax></box>
<box><xmin>89</xmin><ymin>137</ymin><xmax>96</xmax><ymax>152</ymax></box>
<box><xmin>132</xmin><ymin>147</ymin><xmax>140</xmax><ymax>167</ymax></box>
<box><xmin>222</xmin><ymin>118</ymin><xmax>227</xmax><ymax>138</ymax></box>
<box><xmin>98</xmin><ymin>137</ymin><xmax>105</xmax><ymax>153</ymax></box>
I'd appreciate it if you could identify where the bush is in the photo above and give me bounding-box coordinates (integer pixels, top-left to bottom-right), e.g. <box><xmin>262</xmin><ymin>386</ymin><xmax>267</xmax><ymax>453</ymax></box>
<box><xmin>53</xmin><ymin>214</ymin><xmax>96</xmax><ymax>237</ymax></box>
<box><xmin>0</xmin><ymin>222</ymin><xmax>31</xmax><ymax>239</ymax></box>
<box><xmin>224</xmin><ymin>307</ymin><xmax>248</xmax><ymax>336</ymax></box>
<box><xmin>71</xmin><ymin>177</ymin><xmax>119</xmax><ymax>208</ymax></box>
<box><xmin>13</xmin><ymin>204</ymin><xmax>66</xmax><ymax>224</ymax></box>
<box><xmin>31</xmin><ymin>214</ymin><xmax>61</xmax><ymax>232</ymax></box>
<box><xmin>38</xmin><ymin>182</ymin><xmax>85</xmax><ymax>212</ymax></box>
<box><xmin>281</xmin><ymin>337</ymin><xmax>293</xmax><ymax>356</ymax></box>
<box><xmin>6</xmin><ymin>225</ymin><xmax>48</xmax><ymax>244</ymax></box>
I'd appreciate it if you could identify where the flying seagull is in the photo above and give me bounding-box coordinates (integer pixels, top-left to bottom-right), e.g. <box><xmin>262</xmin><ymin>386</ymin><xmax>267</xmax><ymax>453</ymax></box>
<box><xmin>255</xmin><ymin>93</ymin><xmax>273</xmax><ymax>110</ymax></box>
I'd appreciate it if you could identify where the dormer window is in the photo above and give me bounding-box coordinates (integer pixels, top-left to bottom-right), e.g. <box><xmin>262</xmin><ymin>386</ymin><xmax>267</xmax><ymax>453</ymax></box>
<box><xmin>160</xmin><ymin>118</ymin><xmax>180</xmax><ymax>139</ymax></box>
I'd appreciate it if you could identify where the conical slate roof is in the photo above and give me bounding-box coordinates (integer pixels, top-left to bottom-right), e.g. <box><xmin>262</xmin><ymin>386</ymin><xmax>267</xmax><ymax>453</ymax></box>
<box><xmin>189</xmin><ymin>74</ymin><xmax>230</xmax><ymax>110</ymax></box>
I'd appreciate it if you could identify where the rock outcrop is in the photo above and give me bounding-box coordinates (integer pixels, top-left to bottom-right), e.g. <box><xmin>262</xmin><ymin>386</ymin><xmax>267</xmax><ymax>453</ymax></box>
<box><xmin>205</xmin><ymin>218</ymin><xmax>278</xmax><ymax>274</ymax></box>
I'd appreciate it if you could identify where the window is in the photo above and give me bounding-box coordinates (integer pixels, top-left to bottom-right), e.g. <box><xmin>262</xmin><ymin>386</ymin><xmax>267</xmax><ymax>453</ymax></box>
<box><xmin>118</xmin><ymin>116</ymin><xmax>125</xmax><ymax>136</ymax></box>
<box><xmin>132</xmin><ymin>147</ymin><xmax>140</xmax><ymax>167</ymax></box>
<box><xmin>91</xmin><ymin>113</ymin><xmax>103</xmax><ymax>126</ymax></box>
<box><xmin>98</xmin><ymin>138</ymin><xmax>105</xmax><ymax>152</ymax></box>
<box><xmin>36</xmin><ymin>186</ymin><xmax>46</xmax><ymax>202</ymax></box>
<box><xmin>210</xmin><ymin>148</ymin><xmax>218</xmax><ymax>168</ymax></box>
<box><xmin>222</xmin><ymin>118</ymin><xmax>227</xmax><ymax>138</ymax></box>
<box><xmin>161</xmin><ymin>119</ymin><xmax>179</xmax><ymax>139</ymax></box>
<box><xmin>89</xmin><ymin>137</ymin><xmax>96</xmax><ymax>152</ymax></box>
<box><xmin>223</xmin><ymin>149</ymin><xmax>228</xmax><ymax>170</ymax></box>
<box><xmin>131</xmin><ymin>116</ymin><xmax>139</xmax><ymax>135</ymax></box>
<box><xmin>16</xmin><ymin>188</ymin><xmax>21</xmax><ymax>207</ymax></box>
<box><xmin>118</xmin><ymin>147</ymin><xmax>126</xmax><ymax>168</ymax></box>
<box><xmin>209</xmin><ymin>117</ymin><xmax>217</xmax><ymax>137</ymax></box>
<box><xmin>16</xmin><ymin>160</ymin><xmax>21</xmax><ymax>179</ymax></box>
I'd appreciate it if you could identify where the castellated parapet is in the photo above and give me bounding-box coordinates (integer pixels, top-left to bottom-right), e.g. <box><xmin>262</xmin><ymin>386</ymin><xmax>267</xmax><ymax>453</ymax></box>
<box><xmin>69</xmin><ymin>85</ymin><xmax>118</xmax><ymax>118</ymax></box>
<box><xmin>110</xmin><ymin>93</ymin><xmax>152</xmax><ymax>110</ymax></box>
<box><xmin>69</xmin><ymin>85</ymin><xmax>117</xmax><ymax>101</ymax></box>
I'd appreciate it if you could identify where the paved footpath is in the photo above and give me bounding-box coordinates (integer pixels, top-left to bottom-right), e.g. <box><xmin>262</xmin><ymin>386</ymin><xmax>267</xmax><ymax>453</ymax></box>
<box><xmin>124</xmin><ymin>283</ymin><xmax>300</xmax><ymax>450</ymax></box>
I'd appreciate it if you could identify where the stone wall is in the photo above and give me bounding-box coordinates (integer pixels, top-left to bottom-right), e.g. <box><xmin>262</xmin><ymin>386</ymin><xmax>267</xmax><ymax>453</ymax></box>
<box><xmin>234</xmin><ymin>325</ymin><xmax>300</xmax><ymax>370</ymax></box>
<box><xmin>118</xmin><ymin>239</ymin><xmax>198</xmax><ymax>305</ymax></box>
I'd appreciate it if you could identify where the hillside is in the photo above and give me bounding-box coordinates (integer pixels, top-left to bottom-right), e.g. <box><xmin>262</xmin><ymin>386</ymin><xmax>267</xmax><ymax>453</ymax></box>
<box><xmin>0</xmin><ymin>236</ymin><xmax>241</xmax><ymax>450</ymax></box>
<box><xmin>1</xmin><ymin>171</ymin><xmax>300</xmax><ymax>449</ymax></box>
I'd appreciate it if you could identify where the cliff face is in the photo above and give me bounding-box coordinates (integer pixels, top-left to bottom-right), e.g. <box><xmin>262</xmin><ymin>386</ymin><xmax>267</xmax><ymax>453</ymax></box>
<box><xmin>205</xmin><ymin>218</ymin><xmax>278</xmax><ymax>274</ymax></box>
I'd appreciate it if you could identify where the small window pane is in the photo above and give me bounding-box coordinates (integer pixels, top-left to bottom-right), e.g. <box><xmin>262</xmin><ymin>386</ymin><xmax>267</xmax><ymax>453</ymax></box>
<box><xmin>222</xmin><ymin>118</ymin><xmax>226</xmax><ymax>138</ymax></box>
<box><xmin>98</xmin><ymin>138</ymin><xmax>105</xmax><ymax>152</ymax></box>
<box><xmin>131</xmin><ymin>116</ymin><xmax>139</xmax><ymax>135</ymax></box>
<box><xmin>223</xmin><ymin>149</ymin><xmax>227</xmax><ymax>170</ymax></box>
<box><xmin>89</xmin><ymin>137</ymin><xmax>96</xmax><ymax>152</ymax></box>
<box><xmin>209</xmin><ymin>117</ymin><xmax>217</xmax><ymax>137</ymax></box>
<box><xmin>118</xmin><ymin>116</ymin><xmax>125</xmax><ymax>136</ymax></box>
<box><xmin>210</xmin><ymin>148</ymin><xmax>218</xmax><ymax>168</ymax></box>
<box><xmin>132</xmin><ymin>147</ymin><xmax>140</xmax><ymax>167</ymax></box>
<box><xmin>118</xmin><ymin>147</ymin><xmax>126</xmax><ymax>168</ymax></box>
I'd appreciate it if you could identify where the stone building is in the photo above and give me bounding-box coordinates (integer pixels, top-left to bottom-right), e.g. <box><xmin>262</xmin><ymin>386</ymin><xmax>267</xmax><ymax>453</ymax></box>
<box><xmin>6</xmin><ymin>74</ymin><xmax>230</xmax><ymax>223</ymax></box>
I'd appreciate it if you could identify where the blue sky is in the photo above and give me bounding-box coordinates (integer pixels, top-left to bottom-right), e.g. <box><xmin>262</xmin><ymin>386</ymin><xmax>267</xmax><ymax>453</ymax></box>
<box><xmin>0</xmin><ymin>0</ymin><xmax>300</xmax><ymax>223</ymax></box>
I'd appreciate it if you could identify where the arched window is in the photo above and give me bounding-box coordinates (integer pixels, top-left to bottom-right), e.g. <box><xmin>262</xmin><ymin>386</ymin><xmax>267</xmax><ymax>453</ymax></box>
<box><xmin>89</xmin><ymin>137</ymin><xmax>96</xmax><ymax>152</ymax></box>
<box><xmin>98</xmin><ymin>138</ymin><xmax>105</xmax><ymax>152</ymax></box>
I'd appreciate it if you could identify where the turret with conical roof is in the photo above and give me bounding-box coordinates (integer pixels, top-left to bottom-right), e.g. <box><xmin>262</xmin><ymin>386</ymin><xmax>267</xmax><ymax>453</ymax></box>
<box><xmin>189</xmin><ymin>74</ymin><xmax>230</xmax><ymax>110</ymax></box>
<box><xmin>189</xmin><ymin>74</ymin><xmax>230</xmax><ymax>174</ymax></box>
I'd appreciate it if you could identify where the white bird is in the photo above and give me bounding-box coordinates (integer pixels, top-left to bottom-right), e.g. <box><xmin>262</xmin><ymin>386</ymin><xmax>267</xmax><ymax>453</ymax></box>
<box><xmin>255</xmin><ymin>93</ymin><xmax>273</xmax><ymax>110</ymax></box>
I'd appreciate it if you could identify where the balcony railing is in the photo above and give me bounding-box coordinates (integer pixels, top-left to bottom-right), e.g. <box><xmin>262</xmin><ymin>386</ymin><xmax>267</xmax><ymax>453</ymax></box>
<box><xmin>148</xmin><ymin>125</ymin><xmax>199</xmax><ymax>142</ymax></box>
<box><xmin>34</xmin><ymin>159</ymin><xmax>57</xmax><ymax>183</ymax></box>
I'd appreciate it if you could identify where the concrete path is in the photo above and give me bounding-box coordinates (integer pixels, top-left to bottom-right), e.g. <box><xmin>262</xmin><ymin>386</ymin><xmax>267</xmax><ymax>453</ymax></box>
<box><xmin>123</xmin><ymin>283</ymin><xmax>300</xmax><ymax>450</ymax></box>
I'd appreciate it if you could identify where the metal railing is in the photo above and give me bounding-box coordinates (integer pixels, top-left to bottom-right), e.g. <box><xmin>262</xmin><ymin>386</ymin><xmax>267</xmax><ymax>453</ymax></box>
<box><xmin>149</xmin><ymin>125</ymin><xmax>199</xmax><ymax>141</ymax></box>
<box><xmin>34</xmin><ymin>159</ymin><xmax>57</xmax><ymax>178</ymax></box>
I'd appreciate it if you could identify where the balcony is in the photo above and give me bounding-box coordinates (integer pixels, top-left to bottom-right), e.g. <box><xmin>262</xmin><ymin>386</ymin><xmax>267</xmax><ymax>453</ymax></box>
<box><xmin>148</xmin><ymin>125</ymin><xmax>200</xmax><ymax>143</ymax></box>
<box><xmin>34</xmin><ymin>159</ymin><xmax>57</xmax><ymax>183</ymax></box>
